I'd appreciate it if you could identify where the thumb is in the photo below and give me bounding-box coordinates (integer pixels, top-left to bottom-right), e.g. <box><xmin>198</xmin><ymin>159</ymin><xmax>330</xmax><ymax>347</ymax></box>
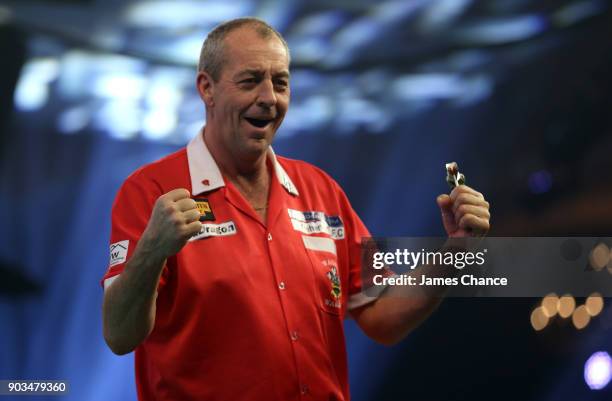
<box><xmin>436</xmin><ymin>194</ymin><xmax>452</xmax><ymax>210</ymax></box>
<box><xmin>437</xmin><ymin>194</ymin><xmax>456</xmax><ymax>235</ymax></box>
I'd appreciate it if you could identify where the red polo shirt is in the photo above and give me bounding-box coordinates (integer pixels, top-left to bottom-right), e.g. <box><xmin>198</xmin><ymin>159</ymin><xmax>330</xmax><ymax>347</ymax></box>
<box><xmin>102</xmin><ymin>131</ymin><xmax>374</xmax><ymax>401</ymax></box>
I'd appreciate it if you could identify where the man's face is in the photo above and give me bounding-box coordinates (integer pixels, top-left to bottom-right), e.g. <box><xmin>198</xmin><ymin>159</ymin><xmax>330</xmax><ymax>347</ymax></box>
<box><xmin>207</xmin><ymin>27</ymin><xmax>290</xmax><ymax>159</ymax></box>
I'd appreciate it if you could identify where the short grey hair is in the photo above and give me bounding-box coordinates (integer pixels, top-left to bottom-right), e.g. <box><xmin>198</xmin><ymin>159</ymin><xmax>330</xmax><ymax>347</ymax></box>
<box><xmin>198</xmin><ymin>17</ymin><xmax>290</xmax><ymax>82</ymax></box>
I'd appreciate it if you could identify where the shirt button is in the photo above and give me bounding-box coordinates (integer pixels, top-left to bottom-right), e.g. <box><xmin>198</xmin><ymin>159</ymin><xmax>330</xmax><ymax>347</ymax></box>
<box><xmin>267</xmin><ymin>233</ymin><xmax>273</xmax><ymax>241</ymax></box>
<box><xmin>290</xmin><ymin>331</ymin><xmax>299</xmax><ymax>341</ymax></box>
<box><xmin>300</xmin><ymin>384</ymin><xmax>310</xmax><ymax>395</ymax></box>
<box><xmin>278</xmin><ymin>281</ymin><xmax>286</xmax><ymax>290</ymax></box>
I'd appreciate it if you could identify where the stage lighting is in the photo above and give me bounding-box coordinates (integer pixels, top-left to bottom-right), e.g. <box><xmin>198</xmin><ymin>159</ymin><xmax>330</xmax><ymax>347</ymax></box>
<box><xmin>584</xmin><ymin>351</ymin><xmax>611</xmax><ymax>390</ymax></box>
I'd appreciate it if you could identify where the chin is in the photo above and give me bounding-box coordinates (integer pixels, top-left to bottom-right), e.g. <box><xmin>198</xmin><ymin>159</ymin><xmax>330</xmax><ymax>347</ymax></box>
<box><xmin>237</xmin><ymin>137</ymin><xmax>270</xmax><ymax>158</ymax></box>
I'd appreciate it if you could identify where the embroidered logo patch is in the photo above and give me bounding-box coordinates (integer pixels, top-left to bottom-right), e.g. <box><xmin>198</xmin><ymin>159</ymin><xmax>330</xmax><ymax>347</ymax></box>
<box><xmin>109</xmin><ymin>240</ymin><xmax>129</xmax><ymax>267</ymax></box>
<box><xmin>194</xmin><ymin>198</ymin><xmax>215</xmax><ymax>221</ymax></box>
<box><xmin>287</xmin><ymin>209</ymin><xmax>345</xmax><ymax>239</ymax></box>
<box><xmin>323</xmin><ymin>260</ymin><xmax>342</xmax><ymax>309</ymax></box>
<box><xmin>326</xmin><ymin>265</ymin><xmax>342</xmax><ymax>300</ymax></box>
<box><xmin>189</xmin><ymin>221</ymin><xmax>237</xmax><ymax>241</ymax></box>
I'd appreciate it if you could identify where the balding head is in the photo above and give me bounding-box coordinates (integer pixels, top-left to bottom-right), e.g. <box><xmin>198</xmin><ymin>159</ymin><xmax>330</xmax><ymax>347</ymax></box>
<box><xmin>198</xmin><ymin>17</ymin><xmax>290</xmax><ymax>82</ymax></box>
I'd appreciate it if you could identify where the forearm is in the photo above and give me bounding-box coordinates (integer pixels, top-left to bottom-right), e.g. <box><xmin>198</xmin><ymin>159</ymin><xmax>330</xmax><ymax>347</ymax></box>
<box><xmin>353</xmin><ymin>241</ymin><xmax>466</xmax><ymax>345</ymax></box>
<box><xmin>103</xmin><ymin>237</ymin><xmax>167</xmax><ymax>355</ymax></box>
<box><xmin>351</xmin><ymin>294</ymin><xmax>443</xmax><ymax>346</ymax></box>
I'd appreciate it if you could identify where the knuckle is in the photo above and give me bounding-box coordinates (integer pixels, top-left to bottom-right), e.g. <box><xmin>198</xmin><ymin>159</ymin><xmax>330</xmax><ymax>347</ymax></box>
<box><xmin>169</xmin><ymin>214</ymin><xmax>182</xmax><ymax>226</ymax></box>
<box><xmin>154</xmin><ymin>197</ymin><xmax>168</xmax><ymax>210</ymax></box>
<box><xmin>461</xmin><ymin>214</ymin><xmax>476</xmax><ymax>227</ymax></box>
<box><xmin>164</xmin><ymin>203</ymin><xmax>177</xmax><ymax>215</ymax></box>
<box><xmin>185</xmin><ymin>210</ymin><xmax>199</xmax><ymax>222</ymax></box>
<box><xmin>173</xmin><ymin>188</ymin><xmax>187</xmax><ymax>196</ymax></box>
<box><xmin>453</xmin><ymin>195</ymin><xmax>467</xmax><ymax>210</ymax></box>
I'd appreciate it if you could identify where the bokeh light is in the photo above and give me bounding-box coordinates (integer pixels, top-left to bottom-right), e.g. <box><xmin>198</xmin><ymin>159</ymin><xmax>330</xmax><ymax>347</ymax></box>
<box><xmin>585</xmin><ymin>293</ymin><xmax>604</xmax><ymax>317</ymax></box>
<box><xmin>572</xmin><ymin>305</ymin><xmax>590</xmax><ymax>330</ymax></box>
<box><xmin>584</xmin><ymin>351</ymin><xmax>612</xmax><ymax>390</ymax></box>
<box><xmin>589</xmin><ymin>243</ymin><xmax>610</xmax><ymax>271</ymax></box>
<box><xmin>558</xmin><ymin>294</ymin><xmax>576</xmax><ymax>318</ymax></box>
<box><xmin>541</xmin><ymin>293</ymin><xmax>559</xmax><ymax>318</ymax></box>
<box><xmin>530</xmin><ymin>306</ymin><xmax>549</xmax><ymax>331</ymax></box>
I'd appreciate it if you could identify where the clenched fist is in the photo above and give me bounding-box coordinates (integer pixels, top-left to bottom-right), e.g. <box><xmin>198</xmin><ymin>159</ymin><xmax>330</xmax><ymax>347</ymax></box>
<box><xmin>140</xmin><ymin>188</ymin><xmax>202</xmax><ymax>258</ymax></box>
<box><xmin>437</xmin><ymin>185</ymin><xmax>490</xmax><ymax>238</ymax></box>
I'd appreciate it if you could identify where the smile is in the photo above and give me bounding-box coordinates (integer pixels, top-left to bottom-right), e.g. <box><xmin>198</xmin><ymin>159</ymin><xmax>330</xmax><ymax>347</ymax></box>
<box><xmin>244</xmin><ymin>117</ymin><xmax>273</xmax><ymax>128</ymax></box>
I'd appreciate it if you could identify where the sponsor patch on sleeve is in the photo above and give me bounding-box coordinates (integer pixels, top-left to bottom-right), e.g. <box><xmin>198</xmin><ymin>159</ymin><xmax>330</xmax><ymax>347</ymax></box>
<box><xmin>109</xmin><ymin>240</ymin><xmax>129</xmax><ymax>267</ymax></box>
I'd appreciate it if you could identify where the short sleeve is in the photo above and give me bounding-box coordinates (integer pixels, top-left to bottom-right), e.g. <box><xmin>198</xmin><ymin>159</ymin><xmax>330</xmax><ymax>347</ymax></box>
<box><xmin>335</xmin><ymin>185</ymin><xmax>378</xmax><ymax>311</ymax></box>
<box><xmin>101</xmin><ymin>172</ymin><xmax>168</xmax><ymax>290</ymax></box>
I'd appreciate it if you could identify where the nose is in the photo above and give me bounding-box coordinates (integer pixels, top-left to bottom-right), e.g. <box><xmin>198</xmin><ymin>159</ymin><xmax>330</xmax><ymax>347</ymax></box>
<box><xmin>256</xmin><ymin>79</ymin><xmax>277</xmax><ymax>109</ymax></box>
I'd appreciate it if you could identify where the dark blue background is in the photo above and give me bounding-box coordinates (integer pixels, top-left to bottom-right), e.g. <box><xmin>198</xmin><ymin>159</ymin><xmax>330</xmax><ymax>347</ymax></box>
<box><xmin>0</xmin><ymin>1</ymin><xmax>611</xmax><ymax>400</ymax></box>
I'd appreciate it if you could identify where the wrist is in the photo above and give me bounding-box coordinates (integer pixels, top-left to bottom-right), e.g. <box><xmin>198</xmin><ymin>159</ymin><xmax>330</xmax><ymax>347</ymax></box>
<box><xmin>137</xmin><ymin>231</ymin><xmax>170</xmax><ymax>264</ymax></box>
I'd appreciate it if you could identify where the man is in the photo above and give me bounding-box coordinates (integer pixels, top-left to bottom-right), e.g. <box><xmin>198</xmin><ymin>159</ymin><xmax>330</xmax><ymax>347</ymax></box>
<box><xmin>102</xmin><ymin>17</ymin><xmax>490</xmax><ymax>401</ymax></box>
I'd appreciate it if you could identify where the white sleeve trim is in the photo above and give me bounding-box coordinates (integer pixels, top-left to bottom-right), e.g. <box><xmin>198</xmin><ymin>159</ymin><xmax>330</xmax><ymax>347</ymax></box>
<box><xmin>347</xmin><ymin>280</ymin><xmax>390</xmax><ymax>310</ymax></box>
<box><xmin>103</xmin><ymin>275</ymin><xmax>120</xmax><ymax>291</ymax></box>
<box><xmin>346</xmin><ymin>271</ymin><xmax>398</xmax><ymax>311</ymax></box>
<box><xmin>347</xmin><ymin>292</ymin><xmax>378</xmax><ymax>311</ymax></box>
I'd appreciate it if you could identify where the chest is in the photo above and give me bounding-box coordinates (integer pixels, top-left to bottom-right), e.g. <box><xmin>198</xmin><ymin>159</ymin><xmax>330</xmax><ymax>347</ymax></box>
<box><xmin>166</xmin><ymin>193</ymin><xmax>350</xmax><ymax>318</ymax></box>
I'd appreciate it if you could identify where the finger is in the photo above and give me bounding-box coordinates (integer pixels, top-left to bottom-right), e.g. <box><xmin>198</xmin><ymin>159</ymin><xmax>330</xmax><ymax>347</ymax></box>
<box><xmin>436</xmin><ymin>194</ymin><xmax>452</xmax><ymax>210</ymax></box>
<box><xmin>184</xmin><ymin>220</ymin><xmax>203</xmax><ymax>237</ymax></box>
<box><xmin>182</xmin><ymin>209</ymin><xmax>201</xmax><ymax>224</ymax></box>
<box><xmin>437</xmin><ymin>194</ymin><xmax>458</xmax><ymax>235</ymax></box>
<box><xmin>458</xmin><ymin>214</ymin><xmax>490</xmax><ymax>235</ymax></box>
<box><xmin>451</xmin><ymin>193</ymin><xmax>489</xmax><ymax>214</ymax></box>
<box><xmin>176</xmin><ymin>198</ymin><xmax>197</xmax><ymax>212</ymax></box>
<box><xmin>450</xmin><ymin>185</ymin><xmax>484</xmax><ymax>201</ymax></box>
<box><xmin>166</xmin><ymin>188</ymin><xmax>191</xmax><ymax>202</ymax></box>
<box><xmin>453</xmin><ymin>204</ymin><xmax>490</xmax><ymax>224</ymax></box>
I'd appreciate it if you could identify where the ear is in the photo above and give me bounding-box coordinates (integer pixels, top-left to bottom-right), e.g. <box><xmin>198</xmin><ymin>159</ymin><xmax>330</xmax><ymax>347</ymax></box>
<box><xmin>196</xmin><ymin>71</ymin><xmax>215</xmax><ymax>108</ymax></box>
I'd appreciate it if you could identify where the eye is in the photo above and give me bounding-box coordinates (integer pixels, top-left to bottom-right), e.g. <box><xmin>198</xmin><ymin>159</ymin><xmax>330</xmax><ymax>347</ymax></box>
<box><xmin>274</xmin><ymin>80</ymin><xmax>289</xmax><ymax>90</ymax></box>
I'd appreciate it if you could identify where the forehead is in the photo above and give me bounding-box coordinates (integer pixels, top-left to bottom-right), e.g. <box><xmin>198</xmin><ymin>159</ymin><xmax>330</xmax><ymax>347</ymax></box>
<box><xmin>222</xmin><ymin>27</ymin><xmax>289</xmax><ymax>76</ymax></box>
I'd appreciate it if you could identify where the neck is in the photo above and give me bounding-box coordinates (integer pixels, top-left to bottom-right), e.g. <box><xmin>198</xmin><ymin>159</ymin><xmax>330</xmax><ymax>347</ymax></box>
<box><xmin>203</xmin><ymin>125</ymin><xmax>268</xmax><ymax>183</ymax></box>
<box><xmin>202</xmin><ymin>125</ymin><xmax>272</xmax><ymax>222</ymax></box>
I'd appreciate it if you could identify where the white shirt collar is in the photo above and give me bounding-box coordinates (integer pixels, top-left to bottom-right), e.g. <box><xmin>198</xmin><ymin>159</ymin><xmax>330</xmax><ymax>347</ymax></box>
<box><xmin>186</xmin><ymin>129</ymin><xmax>299</xmax><ymax>197</ymax></box>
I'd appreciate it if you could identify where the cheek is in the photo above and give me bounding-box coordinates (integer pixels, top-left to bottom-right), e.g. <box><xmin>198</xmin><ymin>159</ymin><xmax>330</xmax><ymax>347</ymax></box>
<box><xmin>278</xmin><ymin>94</ymin><xmax>290</xmax><ymax>114</ymax></box>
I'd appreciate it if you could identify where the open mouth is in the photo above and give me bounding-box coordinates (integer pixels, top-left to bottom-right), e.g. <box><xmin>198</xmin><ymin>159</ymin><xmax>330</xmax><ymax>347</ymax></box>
<box><xmin>244</xmin><ymin>117</ymin><xmax>273</xmax><ymax>129</ymax></box>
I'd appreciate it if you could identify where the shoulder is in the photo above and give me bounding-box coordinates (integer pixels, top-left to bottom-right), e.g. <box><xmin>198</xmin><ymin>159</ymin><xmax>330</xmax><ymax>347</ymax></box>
<box><xmin>275</xmin><ymin>155</ymin><xmax>353</xmax><ymax>210</ymax></box>
<box><xmin>276</xmin><ymin>155</ymin><xmax>342</xmax><ymax>192</ymax></box>
<box><xmin>114</xmin><ymin>148</ymin><xmax>189</xmax><ymax>204</ymax></box>
<box><xmin>123</xmin><ymin>148</ymin><xmax>189</xmax><ymax>189</ymax></box>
